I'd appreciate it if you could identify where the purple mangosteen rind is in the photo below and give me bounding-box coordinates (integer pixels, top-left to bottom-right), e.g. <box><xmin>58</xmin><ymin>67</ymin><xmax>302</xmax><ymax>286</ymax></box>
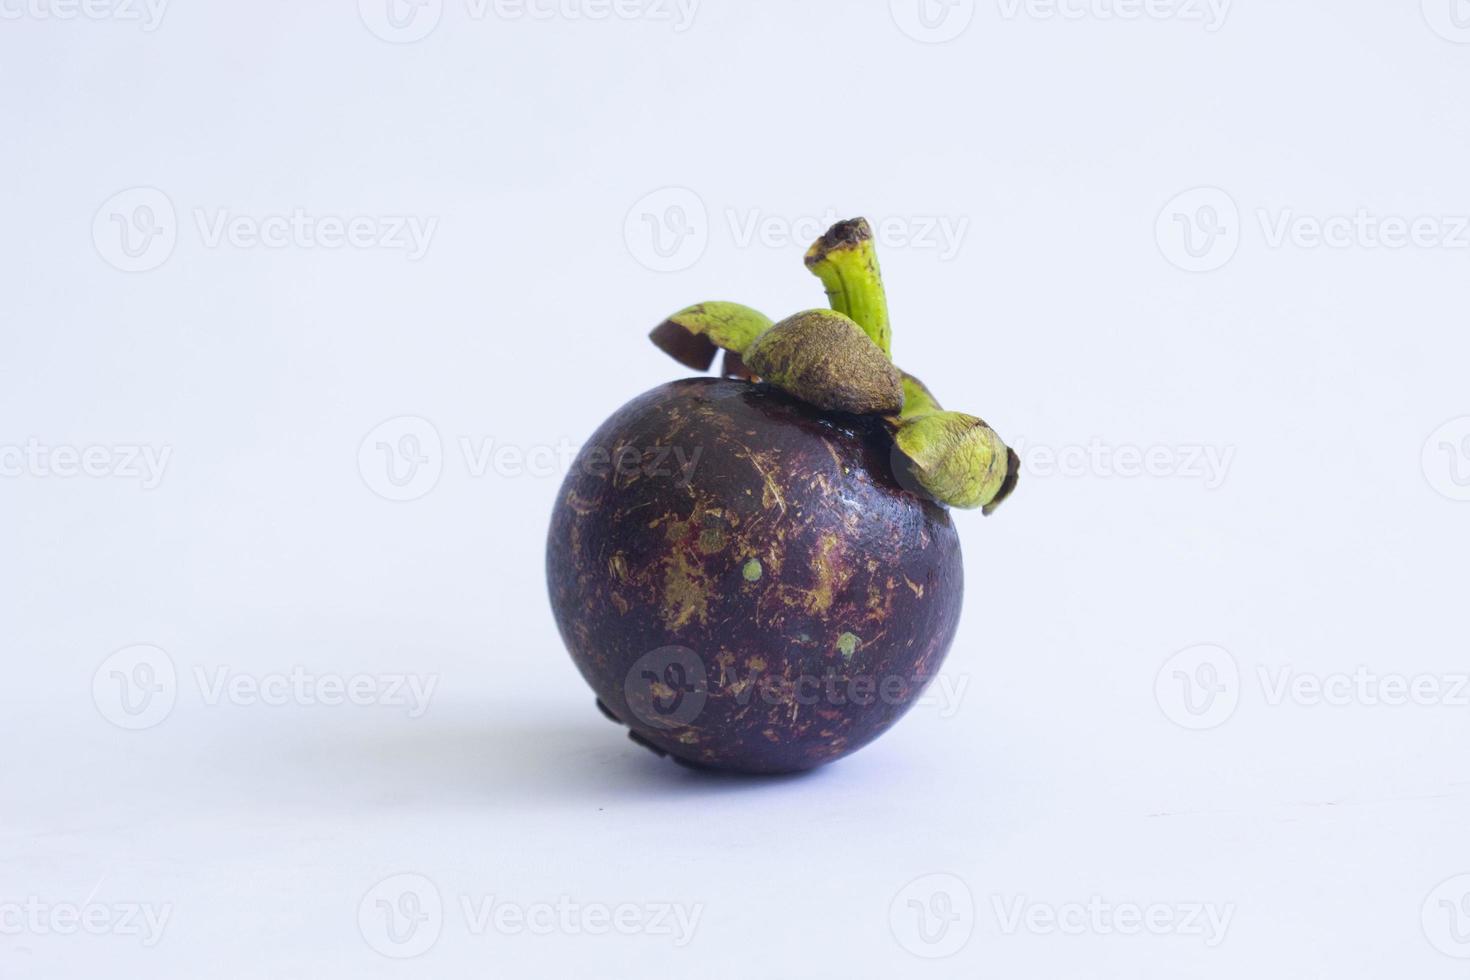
<box><xmin>547</xmin><ymin>379</ymin><xmax>964</xmax><ymax>774</ymax></box>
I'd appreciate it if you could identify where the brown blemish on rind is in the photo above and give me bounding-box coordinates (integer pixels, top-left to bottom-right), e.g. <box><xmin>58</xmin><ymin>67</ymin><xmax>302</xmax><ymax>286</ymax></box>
<box><xmin>804</xmin><ymin>532</ymin><xmax>847</xmax><ymax>615</ymax></box>
<box><xmin>565</xmin><ymin>491</ymin><xmax>597</xmax><ymax>515</ymax></box>
<box><xmin>736</xmin><ymin>446</ymin><xmax>787</xmax><ymax>517</ymax></box>
<box><xmin>659</xmin><ymin>547</ymin><xmax>711</xmax><ymax>631</ymax></box>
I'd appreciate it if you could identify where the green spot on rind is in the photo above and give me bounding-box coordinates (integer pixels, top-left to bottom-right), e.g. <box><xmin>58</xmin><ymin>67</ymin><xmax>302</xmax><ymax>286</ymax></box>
<box><xmin>837</xmin><ymin>632</ymin><xmax>860</xmax><ymax>661</ymax></box>
<box><xmin>742</xmin><ymin>559</ymin><xmax>763</xmax><ymax>582</ymax></box>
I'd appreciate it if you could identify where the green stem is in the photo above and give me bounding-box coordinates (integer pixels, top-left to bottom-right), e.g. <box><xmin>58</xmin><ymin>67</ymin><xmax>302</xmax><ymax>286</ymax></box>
<box><xmin>804</xmin><ymin>218</ymin><xmax>892</xmax><ymax>358</ymax></box>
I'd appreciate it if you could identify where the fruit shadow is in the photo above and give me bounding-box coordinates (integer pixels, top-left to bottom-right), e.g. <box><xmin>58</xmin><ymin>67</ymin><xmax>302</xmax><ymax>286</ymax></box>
<box><xmin>284</xmin><ymin>708</ymin><xmax>829</xmax><ymax>809</ymax></box>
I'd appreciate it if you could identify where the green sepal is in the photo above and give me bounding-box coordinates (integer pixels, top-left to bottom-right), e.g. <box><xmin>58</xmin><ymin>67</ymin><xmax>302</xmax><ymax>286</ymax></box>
<box><xmin>649</xmin><ymin>302</ymin><xmax>774</xmax><ymax>370</ymax></box>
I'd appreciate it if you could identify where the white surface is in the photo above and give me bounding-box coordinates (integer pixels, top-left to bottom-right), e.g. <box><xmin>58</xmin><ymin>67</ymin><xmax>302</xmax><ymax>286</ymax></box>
<box><xmin>3</xmin><ymin>2</ymin><xmax>1470</xmax><ymax>976</ymax></box>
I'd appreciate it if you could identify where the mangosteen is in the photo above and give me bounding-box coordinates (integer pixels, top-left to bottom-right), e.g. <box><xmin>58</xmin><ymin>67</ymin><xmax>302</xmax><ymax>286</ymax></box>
<box><xmin>546</xmin><ymin>218</ymin><xmax>1018</xmax><ymax>774</ymax></box>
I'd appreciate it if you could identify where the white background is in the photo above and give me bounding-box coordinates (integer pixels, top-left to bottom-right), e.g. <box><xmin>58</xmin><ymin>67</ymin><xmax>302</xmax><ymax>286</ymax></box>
<box><xmin>3</xmin><ymin>1</ymin><xmax>1469</xmax><ymax>976</ymax></box>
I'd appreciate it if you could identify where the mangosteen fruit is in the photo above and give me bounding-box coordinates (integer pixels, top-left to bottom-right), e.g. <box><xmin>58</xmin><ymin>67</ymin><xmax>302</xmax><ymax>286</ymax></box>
<box><xmin>546</xmin><ymin>218</ymin><xmax>1018</xmax><ymax>773</ymax></box>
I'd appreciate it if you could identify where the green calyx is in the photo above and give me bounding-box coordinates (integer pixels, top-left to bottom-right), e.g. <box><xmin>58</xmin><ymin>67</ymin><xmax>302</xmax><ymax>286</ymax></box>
<box><xmin>646</xmin><ymin>218</ymin><xmax>1019</xmax><ymax>515</ymax></box>
<box><xmin>893</xmin><ymin>412</ymin><xmax>1019</xmax><ymax>514</ymax></box>
<box><xmin>649</xmin><ymin>302</ymin><xmax>774</xmax><ymax>370</ymax></box>
<box><xmin>744</xmin><ymin>310</ymin><xmax>903</xmax><ymax>415</ymax></box>
<box><xmin>899</xmin><ymin>371</ymin><xmax>942</xmax><ymax>419</ymax></box>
